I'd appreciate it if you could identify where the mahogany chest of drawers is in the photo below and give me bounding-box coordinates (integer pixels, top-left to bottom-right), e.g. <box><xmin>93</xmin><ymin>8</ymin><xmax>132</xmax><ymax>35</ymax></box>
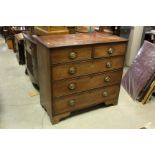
<box><xmin>35</xmin><ymin>32</ymin><xmax>128</xmax><ymax>124</ymax></box>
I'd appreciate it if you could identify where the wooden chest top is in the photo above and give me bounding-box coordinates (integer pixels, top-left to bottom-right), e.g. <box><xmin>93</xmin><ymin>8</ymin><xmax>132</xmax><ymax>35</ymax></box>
<box><xmin>35</xmin><ymin>32</ymin><xmax>128</xmax><ymax>48</ymax></box>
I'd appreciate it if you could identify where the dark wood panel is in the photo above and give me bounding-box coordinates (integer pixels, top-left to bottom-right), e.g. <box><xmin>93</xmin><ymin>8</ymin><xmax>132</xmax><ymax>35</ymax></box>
<box><xmin>53</xmin><ymin>85</ymin><xmax>120</xmax><ymax>114</ymax></box>
<box><xmin>15</xmin><ymin>34</ymin><xmax>25</xmax><ymax>65</ymax></box>
<box><xmin>25</xmin><ymin>39</ymin><xmax>34</xmax><ymax>55</ymax></box>
<box><xmin>24</xmin><ymin>34</ymin><xmax>39</xmax><ymax>86</ymax></box>
<box><xmin>52</xmin><ymin>56</ymin><xmax>124</xmax><ymax>80</ymax></box>
<box><xmin>53</xmin><ymin>70</ymin><xmax>123</xmax><ymax>98</ymax></box>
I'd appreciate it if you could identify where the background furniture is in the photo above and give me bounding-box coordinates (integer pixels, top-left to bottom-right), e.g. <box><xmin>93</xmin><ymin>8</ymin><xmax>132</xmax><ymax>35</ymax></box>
<box><xmin>24</xmin><ymin>33</ymin><xmax>39</xmax><ymax>87</ymax></box>
<box><xmin>144</xmin><ymin>30</ymin><xmax>155</xmax><ymax>43</ymax></box>
<box><xmin>0</xmin><ymin>26</ymin><xmax>34</xmax><ymax>52</ymax></box>
<box><xmin>141</xmin><ymin>26</ymin><xmax>155</xmax><ymax>44</ymax></box>
<box><xmin>35</xmin><ymin>32</ymin><xmax>128</xmax><ymax>124</ymax></box>
<box><xmin>34</xmin><ymin>26</ymin><xmax>70</xmax><ymax>35</ymax></box>
<box><xmin>0</xmin><ymin>27</ymin><xmax>15</xmax><ymax>50</ymax></box>
<box><xmin>6</xmin><ymin>37</ymin><xmax>14</xmax><ymax>49</ymax></box>
<box><xmin>75</xmin><ymin>26</ymin><xmax>96</xmax><ymax>32</ymax></box>
<box><xmin>98</xmin><ymin>26</ymin><xmax>131</xmax><ymax>38</ymax></box>
<box><xmin>0</xmin><ymin>26</ymin><xmax>3</xmax><ymax>34</ymax></box>
<box><xmin>12</xmin><ymin>27</ymin><xmax>34</xmax><ymax>52</ymax></box>
<box><xmin>14</xmin><ymin>33</ymin><xmax>25</xmax><ymax>65</ymax></box>
<box><xmin>23</xmin><ymin>27</ymin><xmax>76</xmax><ymax>88</ymax></box>
<box><xmin>99</xmin><ymin>26</ymin><xmax>114</xmax><ymax>34</ymax></box>
<box><xmin>23</xmin><ymin>26</ymin><xmax>76</xmax><ymax>88</ymax></box>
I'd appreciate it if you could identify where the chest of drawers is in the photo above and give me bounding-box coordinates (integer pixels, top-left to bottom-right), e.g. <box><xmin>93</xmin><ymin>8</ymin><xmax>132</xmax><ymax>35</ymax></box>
<box><xmin>35</xmin><ymin>32</ymin><xmax>128</xmax><ymax>124</ymax></box>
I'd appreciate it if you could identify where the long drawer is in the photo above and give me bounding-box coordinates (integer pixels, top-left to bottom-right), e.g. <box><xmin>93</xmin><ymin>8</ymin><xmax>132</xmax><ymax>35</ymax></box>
<box><xmin>53</xmin><ymin>70</ymin><xmax>123</xmax><ymax>98</ymax></box>
<box><xmin>53</xmin><ymin>84</ymin><xmax>120</xmax><ymax>114</ymax></box>
<box><xmin>52</xmin><ymin>56</ymin><xmax>124</xmax><ymax>80</ymax></box>
<box><xmin>50</xmin><ymin>46</ymin><xmax>92</xmax><ymax>64</ymax></box>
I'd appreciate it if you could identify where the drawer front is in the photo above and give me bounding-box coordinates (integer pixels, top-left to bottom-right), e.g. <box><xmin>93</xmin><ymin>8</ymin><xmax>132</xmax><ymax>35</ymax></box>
<box><xmin>94</xmin><ymin>43</ymin><xmax>126</xmax><ymax>58</ymax></box>
<box><xmin>50</xmin><ymin>46</ymin><xmax>92</xmax><ymax>64</ymax></box>
<box><xmin>52</xmin><ymin>56</ymin><xmax>124</xmax><ymax>80</ymax></box>
<box><xmin>53</xmin><ymin>70</ymin><xmax>123</xmax><ymax>98</ymax></box>
<box><xmin>53</xmin><ymin>85</ymin><xmax>120</xmax><ymax>114</ymax></box>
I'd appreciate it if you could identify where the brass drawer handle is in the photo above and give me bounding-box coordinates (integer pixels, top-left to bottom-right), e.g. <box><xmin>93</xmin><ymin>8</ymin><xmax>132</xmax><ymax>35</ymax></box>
<box><xmin>104</xmin><ymin>76</ymin><xmax>111</xmax><ymax>82</ymax></box>
<box><xmin>106</xmin><ymin>62</ymin><xmax>112</xmax><ymax>68</ymax></box>
<box><xmin>69</xmin><ymin>52</ymin><xmax>77</xmax><ymax>59</ymax></box>
<box><xmin>102</xmin><ymin>91</ymin><xmax>108</xmax><ymax>97</ymax></box>
<box><xmin>68</xmin><ymin>67</ymin><xmax>77</xmax><ymax>75</ymax></box>
<box><xmin>68</xmin><ymin>83</ymin><xmax>76</xmax><ymax>90</ymax></box>
<box><xmin>68</xmin><ymin>99</ymin><xmax>76</xmax><ymax>107</ymax></box>
<box><xmin>107</xmin><ymin>47</ymin><xmax>114</xmax><ymax>55</ymax></box>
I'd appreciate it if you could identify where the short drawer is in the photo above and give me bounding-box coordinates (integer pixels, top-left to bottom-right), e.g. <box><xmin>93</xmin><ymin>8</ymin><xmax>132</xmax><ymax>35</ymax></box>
<box><xmin>53</xmin><ymin>70</ymin><xmax>123</xmax><ymax>98</ymax></box>
<box><xmin>94</xmin><ymin>43</ymin><xmax>126</xmax><ymax>58</ymax></box>
<box><xmin>53</xmin><ymin>85</ymin><xmax>120</xmax><ymax>114</ymax></box>
<box><xmin>52</xmin><ymin>56</ymin><xmax>124</xmax><ymax>80</ymax></box>
<box><xmin>50</xmin><ymin>46</ymin><xmax>92</xmax><ymax>64</ymax></box>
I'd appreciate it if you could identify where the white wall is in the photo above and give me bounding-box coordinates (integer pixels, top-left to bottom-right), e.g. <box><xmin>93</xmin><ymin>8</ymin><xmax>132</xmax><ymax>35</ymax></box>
<box><xmin>125</xmin><ymin>26</ymin><xmax>144</xmax><ymax>66</ymax></box>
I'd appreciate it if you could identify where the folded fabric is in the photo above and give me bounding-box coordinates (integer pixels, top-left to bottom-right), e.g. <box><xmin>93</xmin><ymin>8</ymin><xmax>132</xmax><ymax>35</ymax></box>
<box><xmin>122</xmin><ymin>41</ymin><xmax>155</xmax><ymax>100</ymax></box>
